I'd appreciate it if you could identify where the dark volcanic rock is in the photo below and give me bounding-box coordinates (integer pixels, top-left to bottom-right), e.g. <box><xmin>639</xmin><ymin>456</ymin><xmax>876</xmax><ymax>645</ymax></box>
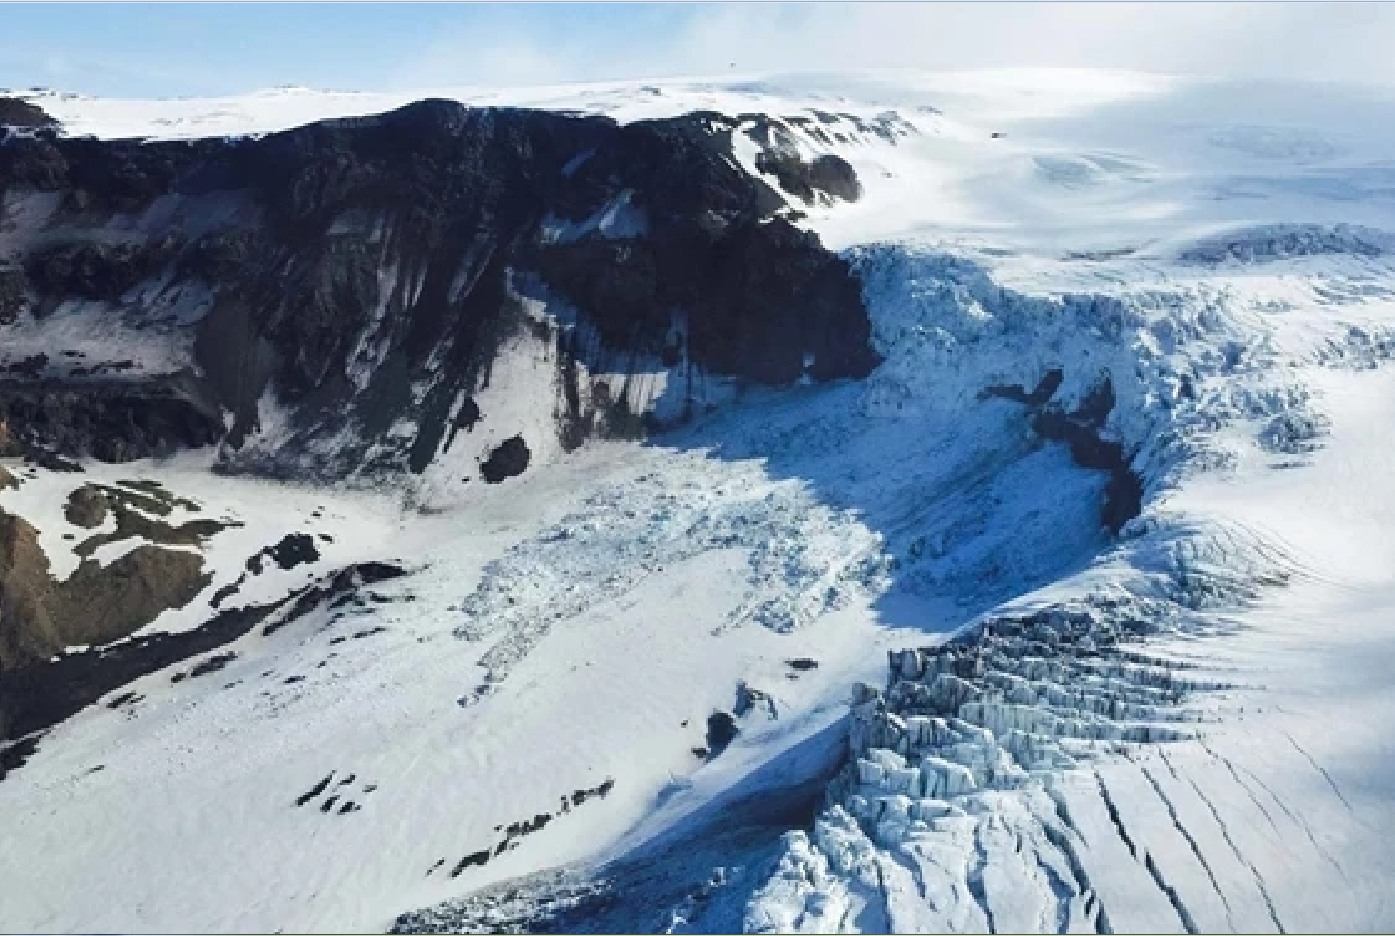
<box><xmin>247</xmin><ymin>532</ymin><xmax>320</xmax><ymax>574</ymax></box>
<box><xmin>0</xmin><ymin>130</ymin><xmax>68</xmax><ymax>189</ymax></box>
<box><xmin>0</xmin><ymin>375</ymin><xmax>223</xmax><ymax>463</ymax></box>
<box><xmin>1101</xmin><ymin>468</ymin><xmax>1144</xmax><ymax>534</ymax></box>
<box><xmin>536</xmin><ymin>215</ymin><xmax>877</xmax><ymax>385</ymax></box>
<box><xmin>981</xmin><ymin>369</ymin><xmax>1142</xmax><ymax>534</ymax></box>
<box><xmin>705</xmin><ymin>710</ymin><xmax>739</xmax><ymax>757</ymax></box>
<box><xmin>0</xmin><ymin>97</ymin><xmax>57</xmax><ymax>129</ymax></box>
<box><xmin>172</xmin><ymin>651</ymin><xmax>237</xmax><ymax>683</ymax></box>
<box><xmin>480</xmin><ymin>435</ymin><xmax>530</xmax><ymax>484</ymax></box>
<box><xmin>0</xmin><ymin>100</ymin><xmax>880</xmax><ymax>479</ymax></box>
<box><xmin>25</xmin><ymin>238</ymin><xmax>180</xmax><ymax>303</ymax></box>
<box><xmin>1028</xmin><ymin>375</ymin><xmax>1142</xmax><ymax>533</ymax></box>
<box><xmin>755</xmin><ymin>150</ymin><xmax>861</xmax><ymax>204</ymax></box>
<box><xmin>72</xmin><ymin>504</ymin><xmax>227</xmax><ymax>558</ymax></box>
<box><xmin>2</xmin><ymin>354</ymin><xmax>47</xmax><ymax>380</ymax></box>
<box><xmin>0</xmin><ymin>267</ymin><xmax>29</xmax><ymax>324</ymax></box>
<box><xmin>267</xmin><ymin>532</ymin><xmax>320</xmax><ymax>569</ymax></box>
<box><xmin>807</xmin><ymin>154</ymin><xmax>862</xmax><ymax>202</ymax></box>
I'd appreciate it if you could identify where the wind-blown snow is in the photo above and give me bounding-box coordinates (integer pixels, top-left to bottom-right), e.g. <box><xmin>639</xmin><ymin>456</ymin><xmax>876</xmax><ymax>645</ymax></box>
<box><xmin>5</xmin><ymin>68</ymin><xmax>1395</xmax><ymax>934</ymax></box>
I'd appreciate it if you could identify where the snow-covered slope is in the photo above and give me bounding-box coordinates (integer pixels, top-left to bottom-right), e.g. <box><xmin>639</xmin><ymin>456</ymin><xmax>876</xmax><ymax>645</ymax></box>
<box><xmin>5</xmin><ymin>69</ymin><xmax>1395</xmax><ymax>933</ymax></box>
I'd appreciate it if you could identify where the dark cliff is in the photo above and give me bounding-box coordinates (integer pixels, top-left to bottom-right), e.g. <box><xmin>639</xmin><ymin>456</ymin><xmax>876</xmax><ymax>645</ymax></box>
<box><xmin>0</xmin><ymin>101</ymin><xmax>879</xmax><ymax>481</ymax></box>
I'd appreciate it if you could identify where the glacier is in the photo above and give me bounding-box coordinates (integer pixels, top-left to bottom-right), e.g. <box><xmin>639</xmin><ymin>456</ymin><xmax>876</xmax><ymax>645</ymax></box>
<box><xmin>3</xmin><ymin>68</ymin><xmax>1395</xmax><ymax>933</ymax></box>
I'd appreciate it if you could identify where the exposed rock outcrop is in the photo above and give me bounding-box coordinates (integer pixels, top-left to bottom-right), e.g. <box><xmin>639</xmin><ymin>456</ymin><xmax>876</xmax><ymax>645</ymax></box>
<box><xmin>0</xmin><ymin>508</ymin><xmax>210</xmax><ymax>674</ymax></box>
<box><xmin>0</xmin><ymin>266</ymin><xmax>29</xmax><ymax>324</ymax></box>
<box><xmin>62</xmin><ymin>484</ymin><xmax>107</xmax><ymax>527</ymax></box>
<box><xmin>1029</xmin><ymin>377</ymin><xmax>1143</xmax><ymax>533</ymax></box>
<box><xmin>983</xmin><ymin>369</ymin><xmax>1143</xmax><ymax>534</ymax></box>
<box><xmin>0</xmin><ymin>97</ymin><xmax>56</xmax><ymax>130</ymax></box>
<box><xmin>24</xmin><ymin>238</ymin><xmax>182</xmax><ymax>305</ymax></box>
<box><xmin>246</xmin><ymin>532</ymin><xmax>320</xmax><ymax>574</ymax></box>
<box><xmin>0</xmin><ymin>375</ymin><xmax>224</xmax><ymax>464</ymax></box>
<box><xmin>0</xmin><ymin>101</ymin><xmax>880</xmax><ymax>480</ymax></box>
<box><xmin>479</xmin><ymin>435</ymin><xmax>529</xmax><ymax>484</ymax></box>
<box><xmin>705</xmin><ymin>710</ymin><xmax>740</xmax><ymax>757</ymax></box>
<box><xmin>0</xmin><ymin>558</ymin><xmax>406</xmax><ymax>742</ymax></box>
<box><xmin>72</xmin><ymin>505</ymin><xmax>227</xmax><ymax>558</ymax></box>
<box><xmin>754</xmin><ymin>150</ymin><xmax>861</xmax><ymax>205</ymax></box>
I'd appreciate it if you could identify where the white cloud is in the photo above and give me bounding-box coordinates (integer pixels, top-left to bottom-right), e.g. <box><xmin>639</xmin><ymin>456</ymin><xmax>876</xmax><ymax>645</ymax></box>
<box><xmin>395</xmin><ymin>2</ymin><xmax>1395</xmax><ymax>89</ymax></box>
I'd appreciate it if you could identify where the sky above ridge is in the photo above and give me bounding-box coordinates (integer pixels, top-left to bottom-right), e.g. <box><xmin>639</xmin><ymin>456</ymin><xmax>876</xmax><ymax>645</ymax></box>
<box><xmin>5</xmin><ymin>2</ymin><xmax>1395</xmax><ymax>98</ymax></box>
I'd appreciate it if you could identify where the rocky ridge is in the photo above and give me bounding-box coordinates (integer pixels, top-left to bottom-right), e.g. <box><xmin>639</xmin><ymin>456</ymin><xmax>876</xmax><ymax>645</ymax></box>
<box><xmin>0</xmin><ymin>100</ymin><xmax>878</xmax><ymax>488</ymax></box>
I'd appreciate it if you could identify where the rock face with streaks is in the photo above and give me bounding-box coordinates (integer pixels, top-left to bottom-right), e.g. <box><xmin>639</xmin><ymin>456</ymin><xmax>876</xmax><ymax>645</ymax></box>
<box><xmin>0</xmin><ymin>375</ymin><xmax>223</xmax><ymax>464</ymax></box>
<box><xmin>0</xmin><ymin>102</ymin><xmax>878</xmax><ymax>485</ymax></box>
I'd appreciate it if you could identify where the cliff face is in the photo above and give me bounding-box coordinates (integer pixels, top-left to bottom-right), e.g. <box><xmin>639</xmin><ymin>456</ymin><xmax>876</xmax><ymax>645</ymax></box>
<box><xmin>0</xmin><ymin>101</ymin><xmax>878</xmax><ymax>483</ymax></box>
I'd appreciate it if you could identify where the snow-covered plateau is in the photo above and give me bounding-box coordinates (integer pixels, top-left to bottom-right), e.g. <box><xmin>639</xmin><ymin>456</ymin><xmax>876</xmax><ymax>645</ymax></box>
<box><xmin>4</xmin><ymin>68</ymin><xmax>1395</xmax><ymax>933</ymax></box>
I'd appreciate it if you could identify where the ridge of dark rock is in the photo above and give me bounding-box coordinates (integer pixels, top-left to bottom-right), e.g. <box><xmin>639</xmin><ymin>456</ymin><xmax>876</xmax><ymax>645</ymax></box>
<box><xmin>0</xmin><ymin>97</ymin><xmax>57</xmax><ymax>130</ymax></box>
<box><xmin>0</xmin><ymin>100</ymin><xmax>881</xmax><ymax>480</ymax></box>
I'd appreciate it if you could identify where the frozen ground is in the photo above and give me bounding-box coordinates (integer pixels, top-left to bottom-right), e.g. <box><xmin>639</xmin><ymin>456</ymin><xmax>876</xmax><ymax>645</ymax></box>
<box><xmin>4</xmin><ymin>69</ymin><xmax>1395</xmax><ymax>932</ymax></box>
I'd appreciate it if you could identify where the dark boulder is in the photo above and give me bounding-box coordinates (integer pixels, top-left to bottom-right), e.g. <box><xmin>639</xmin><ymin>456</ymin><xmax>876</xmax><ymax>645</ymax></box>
<box><xmin>62</xmin><ymin>485</ymin><xmax>108</xmax><ymax>529</ymax></box>
<box><xmin>705</xmin><ymin>710</ymin><xmax>739</xmax><ymax>756</ymax></box>
<box><xmin>247</xmin><ymin>532</ymin><xmax>320</xmax><ymax>574</ymax></box>
<box><xmin>480</xmin><ymin>436</ymin><xmax>530</xmax><ymax>484</ymax></box>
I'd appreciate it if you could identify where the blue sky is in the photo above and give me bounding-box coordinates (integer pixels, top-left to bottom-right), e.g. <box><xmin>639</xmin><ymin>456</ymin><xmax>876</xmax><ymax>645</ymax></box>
<box><xmin>0</xmin><ymin>4</ymin><xmax>696</xmax><ymax>96</ymax></box>
<box><xmin>5</xmin><ymin>3</ymin><xmax>1395</xmax><ymax>99</ymax></box>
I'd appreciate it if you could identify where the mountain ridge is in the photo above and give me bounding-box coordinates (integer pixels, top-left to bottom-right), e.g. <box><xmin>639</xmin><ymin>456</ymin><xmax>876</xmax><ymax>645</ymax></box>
<box><xmin>3</xmin><ymin>70</ymin><xmax>1395</xmax><ymax>934</ymax></box>
<box><xmin>1</xmin><ymin>98</ymin><xmax>875</xmax><ymax>485</ymax></box>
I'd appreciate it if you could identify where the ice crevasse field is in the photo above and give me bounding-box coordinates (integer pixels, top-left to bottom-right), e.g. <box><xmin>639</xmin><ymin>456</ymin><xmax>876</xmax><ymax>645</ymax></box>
<box><xmin>4</xmin><ymin>67</ymin><xmax>1395</xmax><ymax>932</ymax></box>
